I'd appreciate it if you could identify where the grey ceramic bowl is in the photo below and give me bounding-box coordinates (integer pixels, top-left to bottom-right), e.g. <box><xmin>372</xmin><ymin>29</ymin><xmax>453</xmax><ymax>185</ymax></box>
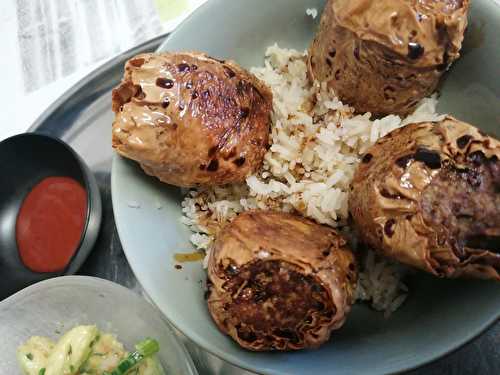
<box><xmin>0</xmin><ymin>276</ymin><xmax>198</xmax><ymax>375</ymax></box>
<box><xmin>112</xmin><ymin>0</ymin><xmax>500</xmax><ymax>374</ymax></box>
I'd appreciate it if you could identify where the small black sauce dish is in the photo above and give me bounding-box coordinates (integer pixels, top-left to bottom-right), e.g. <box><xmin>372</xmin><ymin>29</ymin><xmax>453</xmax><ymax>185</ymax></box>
<box><xmin>0</xmin><ymin>133</ymin><xmax>102</xmax><ymax>299</ymax></box>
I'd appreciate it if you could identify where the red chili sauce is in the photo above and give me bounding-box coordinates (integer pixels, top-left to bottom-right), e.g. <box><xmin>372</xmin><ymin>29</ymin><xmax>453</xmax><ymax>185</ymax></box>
<box><xmin>16</xmin><ymin>177</ymin><xmax>87</xmax><ymax>273</ymax></box>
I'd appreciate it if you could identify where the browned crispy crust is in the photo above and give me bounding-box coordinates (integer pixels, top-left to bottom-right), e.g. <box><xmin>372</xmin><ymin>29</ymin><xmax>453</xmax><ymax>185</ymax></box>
<box><xmin>308</xmin><ymin>0</ymin><xmax>469</xmax><ymax>116</ymax></box>
<box><xmin>349</xmin><ymin>117</ymin><xmax>500</xmax><ymax>280</ymax></box>
<box><xmin>112</xmin><ymin>52</ymin><xmax>272</xmax><ymax>187</ymax></box>
<box><xmin>207</xmin><ymin>210</ymin><xmax>357</xmax><ymax>351</ymax></box>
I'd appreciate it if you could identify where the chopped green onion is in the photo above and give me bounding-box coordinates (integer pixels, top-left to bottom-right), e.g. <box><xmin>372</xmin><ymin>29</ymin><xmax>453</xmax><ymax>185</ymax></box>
<box><xmin>135</xmin><ymin>338</ymin><xmax>159</xmax><ymax>357</ymax></box>
<box><xmin>26</xmin><ymin>353</ymin><xmax>33</xmax><ymax>360</ymax></box>
<box><xmin>39</xmin><ymin>369</ymin><xmax>46</xmax><ymax>375</ymax></box>
<box><xmin>104</xmin><ymin>338</ymin><xmax>159</xmax><ymax>375</ymax></box>
<box><xmin>89</xmin><ymin>334</ymin><xmax>101</xmax><ymax>348</ymax></box>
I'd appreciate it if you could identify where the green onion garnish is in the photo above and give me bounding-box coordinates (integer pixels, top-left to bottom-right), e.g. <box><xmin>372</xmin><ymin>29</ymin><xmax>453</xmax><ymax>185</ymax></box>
<box><xmin>104</xmin><ymin>338</ymin><xmax>159</xmax><ymax>375</ymax></box>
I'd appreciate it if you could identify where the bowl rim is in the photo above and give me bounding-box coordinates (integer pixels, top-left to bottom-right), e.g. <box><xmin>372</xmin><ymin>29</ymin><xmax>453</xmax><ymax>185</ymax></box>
<box><xmin>0</xmin><ymin>275</ymin><xmax>199</xmax><ymax>375</ymax></box>
<box><xmin>0</xmin><ymin>133</ymin><xmax>95</xmax><ymax>275</ymax></box>
<box><xmin>112</xmin><ymin>0</ymin><xmax>500</xmax><ymax>373</ymax></box>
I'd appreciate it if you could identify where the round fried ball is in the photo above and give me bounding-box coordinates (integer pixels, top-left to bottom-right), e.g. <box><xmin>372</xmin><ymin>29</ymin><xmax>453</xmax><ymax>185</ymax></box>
<box><xmin>112</xmin><ymin>52</ymin><xmax>272</xmax><ymax>187</ymax></box>
<box><xmin>207</xmin><ymin>210</ymin><xmax>357</xmax><ymax>351</ymax></box>
<box><xmin>350</xmin><ymin>117</ymin><xmax>499</xmax><ymax>280</ymax></box>
<box><xmin>308</xmin><ymin>0</ymin><xmax>469</xmax><ymax>116</ymax></box>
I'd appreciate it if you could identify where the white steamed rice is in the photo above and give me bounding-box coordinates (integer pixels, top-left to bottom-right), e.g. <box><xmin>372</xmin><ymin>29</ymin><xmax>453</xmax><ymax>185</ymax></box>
<box><xmin>181</xmin><ymin>45</ymin><xmax>444</xmax><ymax>315</ymax></box>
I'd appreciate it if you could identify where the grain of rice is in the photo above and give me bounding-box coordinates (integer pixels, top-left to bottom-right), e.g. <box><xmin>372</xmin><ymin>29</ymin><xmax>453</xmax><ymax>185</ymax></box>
<box><xmin>306</xmin><ymin>8</ymin><xmax>318</xmax><ymax>19</ymax></box>
<box><xmin>127</xmin><ymin>201</ymin><xmax>141</xmax><ymax>209</ymax></box>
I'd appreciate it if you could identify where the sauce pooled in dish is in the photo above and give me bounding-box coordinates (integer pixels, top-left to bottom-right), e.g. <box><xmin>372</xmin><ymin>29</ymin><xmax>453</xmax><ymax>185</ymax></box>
<box><xmin>16</xmin><ymin>177</ymin><xmax>87</xmax><ymax>273</ymax></box>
